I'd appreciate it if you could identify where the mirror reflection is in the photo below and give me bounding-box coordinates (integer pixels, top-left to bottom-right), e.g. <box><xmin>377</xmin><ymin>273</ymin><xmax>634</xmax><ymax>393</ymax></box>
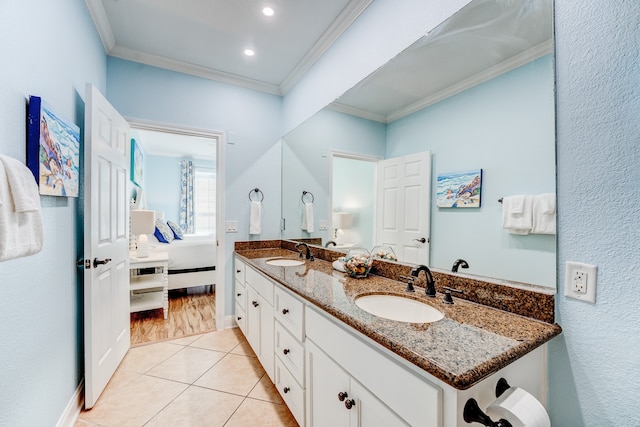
<box><xmin>282</xmin><ymin>0</ymin><xmax>556</xmax><ymax>288</ymax></box>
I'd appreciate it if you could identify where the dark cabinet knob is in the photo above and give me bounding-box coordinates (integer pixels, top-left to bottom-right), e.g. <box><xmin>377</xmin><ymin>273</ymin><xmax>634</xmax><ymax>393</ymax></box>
<box><xmin>236</xmin><ymin>269</ymin><xmax>241</xmax><ymax>273</ymax></box>
<box><xmin>283</xmin><ymin>348</ymin><xmax>290</xmax><ymax>355</ymax></box>
<box><xmin>338</xmin><ymin>392</ymin><xmax>348</xmax><ymax>402</ymax></box>
<box><xmin>237</xmin><ymin>293</ymin><xmax>241</xmax><ymax>297</ymax></box>
<box><xmin>237</xmin><ymin>316</ymin><xmax>242</xmax><ymax>321</ymax></box>
<box><xmin>345</xmin><ymin>399</ymin><xmax>356</xmax><ymax>410</ymax></box>
<box><xmin>283</xmin><ymin>387</ymin><xmax>290</xmax><ymax>394</ymax></box>
<box><xmin>252</xmin><ymin>301</ymin><xmax>259</xmax><ymax>307</ymax></box>
<box><xmin>282</xmin><ymin>308</ymin><xmax>289</xmax><ymax>315</ymax></box>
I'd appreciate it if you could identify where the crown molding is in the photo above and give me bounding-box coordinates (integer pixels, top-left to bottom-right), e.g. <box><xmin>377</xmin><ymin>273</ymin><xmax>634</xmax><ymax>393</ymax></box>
<box><xmin>85</xmin><ymin>0</ymin><xmax>115</xmax><ymax>52</ymax></box>
<box><xmin>386</xmin><ymin>40</ymin><xmax>554</xmax><ymax>123</ymax></box>
<box><xmin>327</xmin><ymin>101</ymin><xmax>387</xmax><ymax>123</ymax></box>
<box><xmin>280</xmin><ymin>0</ymin><xmax>374</xmax><ymax>94</ymax></box>
<box><xmin>109</xmin><ymin>45</ymin><xmax>283</xmax><ymax>95</ymax></box>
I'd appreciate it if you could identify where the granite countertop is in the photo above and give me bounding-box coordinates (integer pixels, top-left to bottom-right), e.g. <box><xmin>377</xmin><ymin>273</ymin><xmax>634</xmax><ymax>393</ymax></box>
<box><xmin>235</xmin><ymin>248</ymin><xmax>562</xmax><ymax>390</ymax></box>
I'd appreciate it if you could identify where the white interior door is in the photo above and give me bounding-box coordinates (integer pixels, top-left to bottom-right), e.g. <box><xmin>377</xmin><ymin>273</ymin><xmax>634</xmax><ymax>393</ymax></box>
<box><xmin>376</xmin><ymin>151</ymin><xmax>431</xmax><ymax>265</ymax></box>
<box><xmin>83</xmin><ymin>84</ymin><xmax>131</xmax><ymax>408</ymax></box>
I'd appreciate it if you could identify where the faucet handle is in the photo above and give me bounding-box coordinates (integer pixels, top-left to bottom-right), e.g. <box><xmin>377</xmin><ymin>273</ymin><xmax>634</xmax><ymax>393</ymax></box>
<box><xmin>398</xmin><ymin>275</ymin><xmax>416</xmax><ymax>292</ymax></box>
<box><xmin>442</xmin><ymin>286</ymin><xmax>463</xmax><ymax>304</ymax></box>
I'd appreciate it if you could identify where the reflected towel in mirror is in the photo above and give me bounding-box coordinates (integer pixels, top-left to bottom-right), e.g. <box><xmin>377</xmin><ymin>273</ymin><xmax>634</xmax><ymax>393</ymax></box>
<box><xmin>301</xmin><ymin>202</ymin><xmax>314</xmax><ymax>233</ymax></box>
<box><xmin>249</xmin><ymin>200</ymin><xmax>262</xmax><ymax>234</ymax></box>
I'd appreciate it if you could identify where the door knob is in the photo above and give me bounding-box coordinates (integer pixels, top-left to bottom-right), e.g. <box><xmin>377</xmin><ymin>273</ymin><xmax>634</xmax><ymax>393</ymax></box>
<box><xmin>93</xmin><ymin>258</ymin><xmax>112</xmax><ymax>268</ymax></box>
<box><xmin>413</xmin><ymin>237</ymin><xmax>427</xmax><ymax>243</ymax></box>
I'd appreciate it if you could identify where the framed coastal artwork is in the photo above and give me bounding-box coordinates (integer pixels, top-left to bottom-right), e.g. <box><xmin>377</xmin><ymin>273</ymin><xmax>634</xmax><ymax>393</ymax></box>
<box><xmin>26</xmin><ymin>96</ymin><xmax>80</xmax><ymax>197</ymax></box>
<box><xmin>131</xmin><ymin>138</ymin><xmax>143</xmax><ymax>187</ymax></box>
<box><xmin>436</xmin><ymin>169</ymin><xmax>482</xmax><ymax>208</ymax></box>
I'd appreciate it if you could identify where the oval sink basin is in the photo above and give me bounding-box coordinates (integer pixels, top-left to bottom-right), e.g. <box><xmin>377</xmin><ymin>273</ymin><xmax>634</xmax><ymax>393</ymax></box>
<box><xmin>266</xmin><ymin>258</ymin><xmax>305</xmax><ymax>267</ymax></box>
<box><xmin>355</xmin><ymin>294</ymin><xmax>444</xmax><ymax>323</ymax></box>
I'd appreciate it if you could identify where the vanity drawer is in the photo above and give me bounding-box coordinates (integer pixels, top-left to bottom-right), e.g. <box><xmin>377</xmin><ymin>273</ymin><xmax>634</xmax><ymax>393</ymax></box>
<box><xmin>234</xmin><ymin>257</ymin><xmax>245</xmax><ymax>284</ymax></box>
<box><xmin>275</xmin><ymin>357</ymin><xmax>304</xmax><ymax>426</ymax></box>
<box><xmin>235</xmin><ymin>302</ymin><xmax>246</xmax><ymax>335</ymax></box>
<box><xmin>245</xmin><ymin>266</ymin><xmax>274</xmax><ymax>305</ymax></box>
<box><xmin>274</xmin><ymin>285</ymin><xmax>304</xmax><ymax>341</ymax></box>
<box><xmin>235</xmin><ymin>279</ymin><xmax>246</xmax><ymax>310</ymax></box>
<box><xmin>275</xmin><ymin>320</ymin><xmax>305</xmax><ymax>385</ymax></box>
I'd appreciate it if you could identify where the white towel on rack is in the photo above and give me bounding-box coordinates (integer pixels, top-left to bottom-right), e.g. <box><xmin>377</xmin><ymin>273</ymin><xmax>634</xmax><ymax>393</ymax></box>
<box><xmin>301</xmin><ymin>202</ymin><xmax>314</xmax><ymax>233</ymax></box>
<box><xmin>249</xmin><ymin>201</ymin><xmax>262</xmax><ymax>235</ymax></box>
<box><xmin>502</xmin><ymin>195</ymin><xmax>533</xmax><ymax>235</ymax></box>
<box><xmin>0</xmin><ymin>154</ymin><xmax>44</xmax><ymax>261</ymax></box>
<box><xmin>531</xmin><ymin>193</ymin><xmax>556</xmax><ymax>234</ymax></box>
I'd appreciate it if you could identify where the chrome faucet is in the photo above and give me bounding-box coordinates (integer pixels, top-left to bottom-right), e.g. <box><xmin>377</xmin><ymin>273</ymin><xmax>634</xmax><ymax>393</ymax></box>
<box><xmin>295</xmin><ymin>242</ymin><xmax>314</xmax><ymax>261</ymax></box>
<box><xmin>451</xmin><ymin>258</ymin><xmax>469</xmax><ymax>273</ymax></box>
<box><xmin>410</xmin><ymin>264</ymin><xmax>436</xmax><ymax>297</ymax></box>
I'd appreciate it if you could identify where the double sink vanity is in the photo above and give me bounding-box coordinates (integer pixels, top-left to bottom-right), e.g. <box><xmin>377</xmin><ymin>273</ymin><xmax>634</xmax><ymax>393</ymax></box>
<box><xmin>234</xmin><ymin>240</ymin><xmax>561</xmax><ymax>427</ymax></box>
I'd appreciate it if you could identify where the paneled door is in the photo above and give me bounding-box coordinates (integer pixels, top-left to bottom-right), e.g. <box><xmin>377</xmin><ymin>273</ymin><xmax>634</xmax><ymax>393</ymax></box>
<box><xmin>83</xmin><ymin>84</ymin><xmax>131</xmax><ymax>408</ymax></box>
<box><xmin>375</xmin><ymin>151</ymin><xmax>431</xmax><ymax>264</ymax></box>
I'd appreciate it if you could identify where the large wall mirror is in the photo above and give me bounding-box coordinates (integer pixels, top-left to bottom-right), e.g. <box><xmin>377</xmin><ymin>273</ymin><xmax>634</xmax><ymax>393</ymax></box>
<box><xmin>282</xmin><ymin>0</ymin><xmax>556</xmax><ymax>288</ymax></box>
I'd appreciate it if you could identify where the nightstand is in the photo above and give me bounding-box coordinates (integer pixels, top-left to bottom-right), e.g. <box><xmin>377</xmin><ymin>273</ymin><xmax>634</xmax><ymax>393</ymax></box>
<box><xmin>129</xmin><ymin>251</ymin><xmax>169</xmax><ymax>319</ymax></box>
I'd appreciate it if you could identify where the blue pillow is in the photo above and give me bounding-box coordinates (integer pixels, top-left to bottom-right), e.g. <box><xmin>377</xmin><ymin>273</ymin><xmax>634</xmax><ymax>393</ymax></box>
<box><xmin>154</xmin><ymin>219</ymin><xmax>174</xmax><ymax>243</ymax></box>
<box><xmin>167</xmin><ymin>220</ymin><xmax>184</xmax><ymax>240</ymax></box>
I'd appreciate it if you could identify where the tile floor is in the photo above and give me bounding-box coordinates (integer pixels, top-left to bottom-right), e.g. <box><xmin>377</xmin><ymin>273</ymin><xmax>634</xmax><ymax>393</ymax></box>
<box><xmin>76</xmin><ymin>328</ymin><xmax>298</xmax><ymax>427</ymax></box>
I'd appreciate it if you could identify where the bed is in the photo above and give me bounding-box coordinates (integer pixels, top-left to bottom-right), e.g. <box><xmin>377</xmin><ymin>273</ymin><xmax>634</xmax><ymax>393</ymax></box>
<box><xmin>150</xmin><ymin>233</ymin><xmax>217</xmax><ymax>290</ymax></box>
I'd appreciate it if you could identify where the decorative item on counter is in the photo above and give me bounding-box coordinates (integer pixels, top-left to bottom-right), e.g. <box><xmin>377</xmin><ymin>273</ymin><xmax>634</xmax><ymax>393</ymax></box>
<box><xmin>343</xmin><ymin>246</ymin><xmax>373</xmax><ymax>278</ymax></box>
<box><xmin>332</xmin><ymin>256</ymin><xmax>346</xmax><ymax>272</ymax></box>
<box><xmin>371</xmin><ymin>245</ymin><xmax>398</xmax><ymax>261</ymax></box>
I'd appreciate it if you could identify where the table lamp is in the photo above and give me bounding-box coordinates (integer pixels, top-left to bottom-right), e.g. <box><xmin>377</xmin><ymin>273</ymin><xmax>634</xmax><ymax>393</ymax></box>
<box><xmin>131</xmin><ymin>209</ymin><xmax>155</xmax><ymax>257</ymax></box>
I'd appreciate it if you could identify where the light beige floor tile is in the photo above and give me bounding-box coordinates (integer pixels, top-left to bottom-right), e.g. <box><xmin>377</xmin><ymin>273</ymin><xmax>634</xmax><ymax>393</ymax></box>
<box><xmin>145</xmin><ymin>385</ymin><xmax>244</xmax><ymax>427</ymax></box>
<box><xmin>78</xmin><ymin>375</ymin><xmax>188</xmax><ymax>427</ymax></box>
<box><xmin>102</xmin><ymin>368</ymin><xmax>142</xmax><ymax>396</ymax></box>
<box><xmin>225</xmin><ymin>398</ymin><xmax>299</xmax><ymax>427</ymax></box>
<box><xmin>146</xmin><ymin>346</ymin><xmax>226</xmax><ymax>384</ymax></box>
<box><xmin>194</xmin><ymin>353</ymin><xmax>265</xmax><ymax>395</ymax></box>
<box><xmin>165</xmin><ymin>333</ymin><xmax>203</xmax><ymax>346</ymax></box>
<box><xmin>118</xmin><ymin>341</ymin><xmax>183</xmax><ymax>373</ymax></box>
<box><xmin>189</xmin><ymin>328</ymin><xmax>244</xmax><ymax>352</ymax></box>
<box><xmin>229</xmin><ymin>339</ymin><xmax>257</xmax><ymax>357</ymax></box>
<box><xmin>248</xmin><ymin>374</ymin><xmax>284</xmax><ymax>404</ymax></box>
<box><xmin>73</xmin><ymin>419</ymin><xmax>100</xmax><ymax>427</ymax></box>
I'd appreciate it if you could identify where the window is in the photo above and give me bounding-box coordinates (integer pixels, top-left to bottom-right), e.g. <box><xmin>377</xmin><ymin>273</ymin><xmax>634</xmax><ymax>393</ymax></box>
<box><xmin>194</xmin><ymin>168</ymin><xmax>216</xmax><ymax>234</ymax></box>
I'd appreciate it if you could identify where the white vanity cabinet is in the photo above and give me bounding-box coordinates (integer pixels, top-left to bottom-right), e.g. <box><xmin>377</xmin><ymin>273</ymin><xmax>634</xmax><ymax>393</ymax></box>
<box><xmin>234</xmin><ymin>258</ymin><xmax>247</xmax><ymax>334</ymax></box>
<box><xmin>306</xmin><ymin>339</ymin><xmax>409</xmax><ymax>427</ymax></box>
<box><xmin>305</xmin><ymin>306</ymin><xmax>440</xmax><ymax>427</ymax></box>
<box><xmin>244</xmin><ymin>265</ymin><xmax>275</xmax><ymax>381</ymax></box>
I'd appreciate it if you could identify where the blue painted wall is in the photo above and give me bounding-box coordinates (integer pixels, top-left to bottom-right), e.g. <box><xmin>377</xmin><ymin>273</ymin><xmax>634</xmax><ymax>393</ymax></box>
<box><xmin>550</xmin><ymin>1</ymin><xmax>640</xmax><ymax>425</ymax></box>
<box><xmin>0</xmin><ymin>0</ymin><xmax>106</xmax><ymax>425</ymax></box>
<box><xmin>106</xmin><ymin>57</ymin><xmax>283</xmax><ymax>316</ymax></box>
<box><xmin>387</xmin><ymin>55</ymin><xmax>556</xmax><ymax>286</ymax></box>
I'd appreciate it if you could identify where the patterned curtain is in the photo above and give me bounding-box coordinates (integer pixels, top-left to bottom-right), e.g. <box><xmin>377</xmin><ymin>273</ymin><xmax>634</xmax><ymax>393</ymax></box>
<box><xmin>179</xmin><ymin>160</ymin><xmax>195</xmax><ymax>233</ymax></box>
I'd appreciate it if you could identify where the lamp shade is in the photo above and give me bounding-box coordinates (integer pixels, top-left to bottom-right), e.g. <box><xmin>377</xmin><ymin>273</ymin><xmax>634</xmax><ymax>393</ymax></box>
<box><xmin>131</xmin><ymin>209</ymin><xmax>156</xmax><ymax>235</ymax></box>
<box><xmin>332</xmin><ymin>212</ymin><xmax>353</xmax><ymax>229</ymax></box>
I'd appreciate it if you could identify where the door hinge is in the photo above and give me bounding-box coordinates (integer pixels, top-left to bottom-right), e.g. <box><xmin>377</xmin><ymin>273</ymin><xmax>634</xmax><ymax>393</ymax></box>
<box><xmin>76</xmin><ymin>259</ymin><xmax>91</xmax><ymax>269</ymax></box>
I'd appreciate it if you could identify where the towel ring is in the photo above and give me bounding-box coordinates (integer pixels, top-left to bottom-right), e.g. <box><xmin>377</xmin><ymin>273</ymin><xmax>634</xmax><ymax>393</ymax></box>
<box><xmin>249</xmin><ymin>188</ymin><xmax>264</xmax><ymax>202</ymax></box>
<box><xmin>301</xmin><ymin>191</ymin><xmax>314</xmax><ymax>203</ymax></box>
<box><xmin>498</xmin><ymin>197</ymin><xmax>504</xmax><ymax>203</ymax></box>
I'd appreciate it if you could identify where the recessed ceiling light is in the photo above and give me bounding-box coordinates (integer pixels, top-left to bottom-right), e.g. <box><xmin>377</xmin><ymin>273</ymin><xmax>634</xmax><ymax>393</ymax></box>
<box><xmin>262</xmin><ymin>7</ymin><xmax>274</xmax><ymax>17</ymax></box>
<box><xmin>244</xmin><ymin>49</ymin><xmax>255</xmax><ymax>57</ymax></box>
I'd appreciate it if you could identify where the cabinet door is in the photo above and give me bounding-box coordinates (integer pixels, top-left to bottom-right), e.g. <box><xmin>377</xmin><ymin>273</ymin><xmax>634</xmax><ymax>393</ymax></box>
<box><xmin>306</xmin><ymin>340</ymin><xmax>350</xmax><ymax>427</ymax></box>
<box><xmin>246</xmin><ymin>286</ymin><xmax>261</xmax><ymax>353</ymax></box>
<box><xmin>350</xmin><ymin>379</ymin><xmax>409</xmax><ymax>427</ymax></box>
<box><xmin>246</xmin><ymin>285</ymin><xmax>275</xmax><ymax>381</ymax></box>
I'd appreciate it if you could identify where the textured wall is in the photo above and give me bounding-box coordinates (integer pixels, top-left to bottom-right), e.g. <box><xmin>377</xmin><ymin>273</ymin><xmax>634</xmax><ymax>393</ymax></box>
<box><xmin>551</xmin><ymin>1</ymin><xmax>640</xmax><ymax>425</ymax></box>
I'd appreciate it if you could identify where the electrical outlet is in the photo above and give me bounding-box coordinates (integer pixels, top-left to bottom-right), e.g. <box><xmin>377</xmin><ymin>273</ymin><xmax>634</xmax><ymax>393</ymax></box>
<box><xmin>319</xmin><ymin>220</ymin><xmax>328</xmax><ymax>230</ymax></box>
<box><xmin>572</xmin><ymin>270</ymin><xmax>587</xmax><ymax>293</ymax></box>
<box><xmin>565</xmin><ymin>261</ymin><xmax>597</xmax><ymax>303</ymax></box>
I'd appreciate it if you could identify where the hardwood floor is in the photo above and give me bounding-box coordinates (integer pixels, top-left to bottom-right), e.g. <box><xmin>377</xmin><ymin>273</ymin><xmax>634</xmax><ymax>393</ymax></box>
<box><xmin>130</xmin><ymin>285</ymin><xmax>216</xmax><ymax>346</ymax></box>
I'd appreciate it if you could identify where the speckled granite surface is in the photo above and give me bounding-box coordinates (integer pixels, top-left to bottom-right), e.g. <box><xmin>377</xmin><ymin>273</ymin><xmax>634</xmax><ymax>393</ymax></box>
<box><xmin>235</xmin><ymin>242</ymin><xmax>562</xmax><ymax>390</ymax></box>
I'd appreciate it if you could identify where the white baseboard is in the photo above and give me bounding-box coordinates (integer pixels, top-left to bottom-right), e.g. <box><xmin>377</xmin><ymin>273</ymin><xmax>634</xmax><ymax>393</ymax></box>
<box><xmin>56</xmin><ymin>379</ymin><xmax>84</xmax><ymax>427</ymax></box>
<box><xmin>223</xmin><ymin>314</ymin><xmax>238</xmax><ymax>329</ymax></box>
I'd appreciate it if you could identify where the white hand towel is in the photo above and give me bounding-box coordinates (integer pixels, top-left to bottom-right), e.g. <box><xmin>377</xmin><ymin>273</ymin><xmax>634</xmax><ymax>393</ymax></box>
<box><xmin>249</xmin><ymin>201</ymin><xmax>262</xmax><ymax>235</ymax></box>
<box><xmin>502</xmin><ymin>195</ymin><xmax>533</xmax><ymax>235</ymax></box>
<box><xmin>0</xmin><ymin>154</ymin><xmax>44</xmax><ymax>261</ymax></box>
<box><xmin>531</xmin><ymin>193</ymin><xmax>556</xmax><ymax>234</ymax></box>
<box><xmin>302</xmin><ymin>202</ymin><xmax>314</xmax><ymax>233</ymax></box>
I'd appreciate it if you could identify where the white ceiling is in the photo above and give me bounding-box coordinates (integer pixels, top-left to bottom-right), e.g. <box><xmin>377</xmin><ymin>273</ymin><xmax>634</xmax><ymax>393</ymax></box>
<box><xmin>86</xmin><ymin>0</ymin><xmax>373</xmax><ymax>95</ymax></box>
